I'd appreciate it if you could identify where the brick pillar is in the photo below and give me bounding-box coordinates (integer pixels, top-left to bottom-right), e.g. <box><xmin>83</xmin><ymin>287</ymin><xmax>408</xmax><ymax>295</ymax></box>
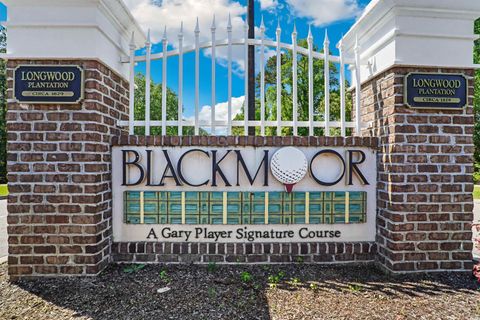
<box><xmin>359</xmin><ymin>66</ymin><xmax>474</xmax><ymax>273</ymax></box>
<box><xmin>6</xmin><ymin>60</ymin><xmax>129</xmax><ymax>278</ymax></box>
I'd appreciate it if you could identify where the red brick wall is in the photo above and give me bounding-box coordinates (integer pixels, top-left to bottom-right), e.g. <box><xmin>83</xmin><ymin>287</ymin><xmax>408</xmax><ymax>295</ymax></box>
<box><xmin>358</xmin><ymin>66</ymin><xmax>474</xmax><ymax>272</ymax></box>
<box><xmin>6</xmin><ymin>60</ymin><xmax>129</xmax><ymax>278</ymax></box>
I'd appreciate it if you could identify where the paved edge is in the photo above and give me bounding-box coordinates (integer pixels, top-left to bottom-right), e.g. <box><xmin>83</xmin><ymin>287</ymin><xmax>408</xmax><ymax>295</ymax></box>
<box><xmin>0</xmin><ymin>199</ymin><xmax>7</xmax><ymax>263</ymax></box>
<box><xmin>473</xmin><ymin>200</ymin><xmax>480</xmax><ymax>263</ymax></box>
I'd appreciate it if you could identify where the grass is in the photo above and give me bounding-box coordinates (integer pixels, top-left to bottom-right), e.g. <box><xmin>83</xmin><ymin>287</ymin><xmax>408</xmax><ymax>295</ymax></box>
<box><xmin>475</xmin><ymin>185</ymin><xmax>480</xmax><ymax>200</ymax></box>
<box><xmin>0</xmin><ymin>184</ymin><xmax>7</xmax><ymax>197</ymax></box>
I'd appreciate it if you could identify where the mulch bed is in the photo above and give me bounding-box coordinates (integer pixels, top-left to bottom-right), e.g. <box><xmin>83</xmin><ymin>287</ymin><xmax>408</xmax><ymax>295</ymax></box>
<box><xmin>0</xmin><ymin>262</ymin><xmax>479</xmax><ymax>320</ymax></box>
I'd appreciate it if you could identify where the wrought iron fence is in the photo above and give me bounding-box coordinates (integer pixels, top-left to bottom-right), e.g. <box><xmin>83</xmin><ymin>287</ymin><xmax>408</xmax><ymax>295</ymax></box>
<box><xmin>119</xmin><ymin>16</ymin><xmax>362</xmax><ymax>137</ymax></box>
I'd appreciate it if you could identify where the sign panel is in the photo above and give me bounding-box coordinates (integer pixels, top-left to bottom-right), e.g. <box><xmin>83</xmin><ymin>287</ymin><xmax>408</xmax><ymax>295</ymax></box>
<box><xmin>405</xmin><ymin>73</ymin><xmax>467</xmax><ymax>109</ymax></box>
<box><xmin>14</xmin><ymin>65</ymin><xmax>84</xmax><ymax>104</ymax></box>
<box><xmin>112</xmin><ymin>146</ymin><xmax>377</xmax><ymax>243</ymax></box>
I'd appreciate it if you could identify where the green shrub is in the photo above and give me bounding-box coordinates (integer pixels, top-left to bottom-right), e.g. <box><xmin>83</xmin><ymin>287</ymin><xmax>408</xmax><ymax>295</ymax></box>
<box><xmin>240</xmin><ymin>271</ymin><xmax>252</xmax><ymax>283</ymax></box>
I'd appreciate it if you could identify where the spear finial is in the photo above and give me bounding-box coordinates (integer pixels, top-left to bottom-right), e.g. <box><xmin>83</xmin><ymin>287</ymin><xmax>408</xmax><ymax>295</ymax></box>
<box><xmin>211</xmin><ymin>14</ymin><xmax>216</xmax><ymax>30</ymax></box>
<box><xmin>195</xmin><ymin>17</ymin><xmax>200</xmax><ymax>33</ymax></box>
<box><xmin>146</xmin><ymin>29</ymin><xmax>151</xmax><ymax>46</ymax></box>
<box><xmin>162</xmin><ymin>26</ymin><xmax>167</xmax><ymax>41</ymax></box>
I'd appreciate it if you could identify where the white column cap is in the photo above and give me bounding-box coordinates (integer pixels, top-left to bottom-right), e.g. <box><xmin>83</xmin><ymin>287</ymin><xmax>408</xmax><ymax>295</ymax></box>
<box><xmin>342</xmin><ymin>0</ymin><xmax>480</xmax><ymax>84</ymax></box>
<box><xmin>3</xmin><ymin>0</ymin><xmax>146</xmax><ymax>79</ymax></box>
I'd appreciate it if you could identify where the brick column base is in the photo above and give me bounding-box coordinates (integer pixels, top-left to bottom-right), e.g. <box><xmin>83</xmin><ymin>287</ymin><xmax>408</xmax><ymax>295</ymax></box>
<box><xmin>6</xmin><ymin>60</ymin><xmax>128</xmax><ymax>279</ymax></box>
<box><xmin>359</xmin><ymin>66</ymin><xmax>474</xmax><ymax>273</ymax></box>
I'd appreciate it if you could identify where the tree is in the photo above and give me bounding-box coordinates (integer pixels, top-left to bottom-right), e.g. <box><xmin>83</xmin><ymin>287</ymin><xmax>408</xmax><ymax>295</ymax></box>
<box><xmin>233</xmin><ymin>38</ymin><xmax>352</xmax><ymax>136</ymax></box>
<box><xmin>133</xmin><ymin>74</ymin><xmax>206</xmax><ymax>136</ymax></box>
<box><xmin>0</xmin><ymin>27</ymin><xmax>6</xmax><ymax>184</ymax></box>
<box><xmin>474</xmin><ymin>18</ymin><xmax>480</xmax><ymax>183</ymax></box>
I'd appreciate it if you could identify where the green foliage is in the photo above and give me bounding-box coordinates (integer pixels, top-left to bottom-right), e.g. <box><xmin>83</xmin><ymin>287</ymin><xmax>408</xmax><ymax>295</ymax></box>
<box><xmin>309</xmin><ymin>282</ymin><xmax>319</xmax><ymax>291</ymax></box>
<box><xmin>122</xmin><ymin>264</ymin><xmax>146</xmax><ymax>274</ymax></box>
<box><xmin>289</xmin><ymin>277</ymin><xmax>302</xmax><ymax>288</ymax></box>
<box><xmin>134</xmin><ymin>74</ymin><xmax>207</xmax><ymax>136</ymax></box>
<box><xmin>0</xmin><ymin>184</ymin><xmax>7</xmax><ymax>197</ymax></box>
<box><xmin>347</xmin><ymin>283</ymin><xmax>363</xmax><ymax>293</ymax></box>
<box><xmin>261</xmin><ymin>265</ymin><xmax>271</xmax><ymax>272</ymax></box>
<box><xmin>474</xmin><ymin>18</ymin><xmax>480</xmax><ymax>183</ymax></box>
<box><xmin>233</xmin><ymin>39</ymin><xmax>352</xmax><ymax>136</ymax></box>
<box><xmin>208</xmin><ymin>287</ymin><xmax>217</xmax><ymax>298</ymax></box>
<box><xmin>0</xmin><ymin>27</ymin><xmax>6</xmax><ymax>184</ymax></box>
<box><xmin>207</xmin><ymin>262</ymin><xmax>217</xmax><ymax>273</ymax></box>
<box><xmin>474</xmin><ymin>185</ymin><xmax>480</xmax><ymax>200</ymax></box>
<box><xmin>240</xmin><ymin>271</ymin><xmax>252</xmax><ymax>283</ymax></box>
<box><xmin>159</xmin><ymin>269</ymin><xmax>171</xmax><ymax>283</ymax></box>
<box><xmin>267</xmin><ymin>271</ymin><xmax>286</xmax><ymax>288</ymax></box>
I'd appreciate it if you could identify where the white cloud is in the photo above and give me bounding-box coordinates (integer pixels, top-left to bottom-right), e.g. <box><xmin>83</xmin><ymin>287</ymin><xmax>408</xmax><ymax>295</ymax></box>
<box><xmin>285</xmin><ymin>0</ymin><xmax>360</xmax><ymax>26</ymax></box>
<box><xmin>184</xmin><ymin>96</ymin><xmax>245</xmax><ymax>134</ymax></box>
<box><xmin>123</xmin><ymin>0</ymin><xmax>360</xmax><ymax>73</ymax></box>
<box><xmin>193</xmin><ymin>96</ymin><xmax>245</xmax><ymax>123</ymax></box>
<box><xmin>123</xmin><ymin>0</ymin><xmax>248</xmax><ymax>71</ymax></box>
<box><xmin>259</xmin><ymin>0</ymin><xmax>278</xmax><ymax>10</ymax></box>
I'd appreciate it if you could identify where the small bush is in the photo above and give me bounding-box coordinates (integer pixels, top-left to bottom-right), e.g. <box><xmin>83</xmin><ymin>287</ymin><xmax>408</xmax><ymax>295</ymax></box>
<box><xmin>290</xmin><ymin>277</ymin><xmax>302</xmax><ymax>288</ymax></box>
<box><xmin>267</xmin><ymin>271</ymin><xmax>286</xmax><ymax>289</ymax></box>
<box><xmin>240</xmin><ymin>271</ymin><xmax>252</xmax><ymax>283</ymax></box>
<box><xmin>474</xmin><ymin>173</ymin><xmax>480</xmax><ymax>185</ymax></box>
<box><xmin>159</xmin><ymin>269</ymin><xmax>171</xmax><ymax>283</ymax></box>
<box><xmin>309</xmin><ymin>283</ymin><xmax>319</xmax><ymax>291</ymax></box>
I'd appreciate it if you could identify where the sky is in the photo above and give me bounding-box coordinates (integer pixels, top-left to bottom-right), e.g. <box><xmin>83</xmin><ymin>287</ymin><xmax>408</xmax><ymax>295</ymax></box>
<box><xmin>0</xmin><ymin>0</ymin><xmax>371</xmax><ymax>125</ymax></box>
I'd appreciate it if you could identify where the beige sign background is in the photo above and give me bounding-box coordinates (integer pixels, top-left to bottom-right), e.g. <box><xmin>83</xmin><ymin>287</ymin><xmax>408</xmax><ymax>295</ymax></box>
<box><xmin>112</xmin><ymin>146</ymin><xmax>377</xmax><ymax>243</ymax></box>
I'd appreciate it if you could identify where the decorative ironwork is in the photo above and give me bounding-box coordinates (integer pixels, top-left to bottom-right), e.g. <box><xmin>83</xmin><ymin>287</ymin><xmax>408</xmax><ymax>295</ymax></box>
<box><xmin>120</xmin><ymin>18</ymin><xmax>362</xmax><ymax>136</ymax></box>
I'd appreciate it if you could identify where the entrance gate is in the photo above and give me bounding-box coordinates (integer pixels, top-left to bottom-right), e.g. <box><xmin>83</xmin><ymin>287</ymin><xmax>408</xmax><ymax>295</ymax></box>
<box><xmin>3</xmin><ymin>0</ymin><xmax>480</xmax><ymax>278</ymax></box>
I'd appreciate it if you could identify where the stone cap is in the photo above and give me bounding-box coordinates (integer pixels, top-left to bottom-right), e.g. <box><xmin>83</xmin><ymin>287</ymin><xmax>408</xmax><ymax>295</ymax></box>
<box><xmin>343</xmin><ymin>0</ymin><xmax>480</xmax><ymax>85</ymax></box>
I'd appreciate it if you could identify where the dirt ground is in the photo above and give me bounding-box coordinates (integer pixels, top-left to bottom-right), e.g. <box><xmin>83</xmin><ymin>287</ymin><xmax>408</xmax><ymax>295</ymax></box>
<box><xmin>0</xmin><ymin>262</ymin><xmax>479</xmax><ymax>320</ymax></box>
